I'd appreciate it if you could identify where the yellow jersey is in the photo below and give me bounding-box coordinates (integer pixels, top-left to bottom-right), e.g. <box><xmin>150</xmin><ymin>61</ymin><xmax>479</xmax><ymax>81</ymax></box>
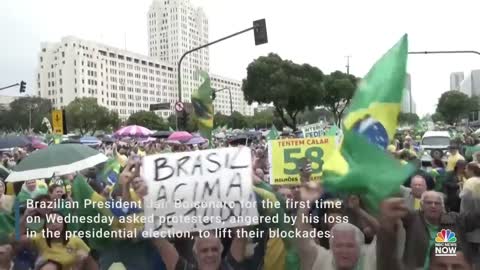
<box><xmin>446</xmin><ymin>153</ymin><xmax>465</xmax><ymax>172</ymax></box>
<box><xmin>32</xmin><ymin>235</ymin><xmax>90</xmax><ymax>270</ymax></box>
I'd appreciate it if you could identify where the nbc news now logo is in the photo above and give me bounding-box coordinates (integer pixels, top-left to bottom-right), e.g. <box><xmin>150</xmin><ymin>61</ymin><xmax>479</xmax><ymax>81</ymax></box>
<box><xmin>434</xmin><ymin>229</ymin><xmax>457</xmax><ymax>256</ymax></box>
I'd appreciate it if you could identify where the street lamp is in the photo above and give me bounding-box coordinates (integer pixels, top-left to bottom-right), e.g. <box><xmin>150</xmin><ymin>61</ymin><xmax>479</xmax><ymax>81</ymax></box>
<box><xmin>212</xmin><ymin>87</ymin><xmax>233</xmax><ymax>116</ymax></box>
<box><xmin>176</xmin><ymin>19</ymin><xmax>267</xmax><ymax>130</ymax></box>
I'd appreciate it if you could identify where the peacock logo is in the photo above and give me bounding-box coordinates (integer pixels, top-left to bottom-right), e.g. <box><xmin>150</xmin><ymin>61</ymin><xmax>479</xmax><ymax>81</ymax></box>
<box><xmin>435</xmin><ymin>229</ymin><xmax>457</xmax><ymax>243</ymax></box>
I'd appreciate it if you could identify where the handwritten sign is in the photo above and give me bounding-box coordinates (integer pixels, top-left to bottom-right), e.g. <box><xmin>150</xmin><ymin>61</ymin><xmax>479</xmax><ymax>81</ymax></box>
<box><xmin>302</xmin><ymin>122</ymin><xmax>326</xmax><ymax>138</ymax></box>
<box><xmin>268</xmin><ymin>137</ymin><xmax>336</xmax><ymax>185</ymax></box>
<box><xmin>142</xmin><ymin>147</ymin><xmax>259</xmax><ymax>234</ymax></box>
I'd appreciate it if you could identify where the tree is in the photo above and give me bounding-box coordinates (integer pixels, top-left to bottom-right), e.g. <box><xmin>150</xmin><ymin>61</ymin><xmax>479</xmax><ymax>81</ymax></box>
<box><xmin>214</xmin><ymin>113</ymin><xmax>229</xmax><ymax>128</ymax></box>
<box><xmin>398</xmin><ymin>112</ymin><xmax>420</xmax><ymax>125</ymax></box>
<box><xmin>431</xmin><ymin>112</ymin><xmax>444</xmax><ymax>123</ymax></box>
<box><xmin>127</xmin><ymin>111</ymin><xmax>167</xmax><ymax>131</ymax></box>
<box><xmin>322</xmin><ymin>71</ymin><xmax>358</xmax><ymax>126</ymax></box>
<box><xmin>167</xmin><ymin>115</ymin><xmax>176</xmax><ymax>129</ymax></box>
<box><xmin>296</xmin><ymin>108</ymin><xmax>334</xmax><ymax>125</ymax></box>
<box><xmin>65</xmin><ymin>97</ymin><xmax>120</xmax><ymax>135</ymax></box>
<box><xmin>436</xmin><ymin>91</ymin><xmax>479</xmax><ymax>125</ymax></box>
<box><xmin>2</xmin><ymin>97</ymin><xmax>52</xmax><ymax>132</ymax></box>
<box><xmin>186</xmin><ymin>114</ymin><xmax>199</xmax><ymax>133</ymax></box>
<box><xmin>249</xmin><ymin>110</ymin><xmax>274</xmax><ymax>129</ymax></box>
<box><xmin>242</xmin><ymin>53</ymin><xmax>325</xmax><ymax>130</ymax></box>
<box><xmin>230</xmin><ymin>111</ymin><xmax>247</xmax><ymax>129</ymax></box>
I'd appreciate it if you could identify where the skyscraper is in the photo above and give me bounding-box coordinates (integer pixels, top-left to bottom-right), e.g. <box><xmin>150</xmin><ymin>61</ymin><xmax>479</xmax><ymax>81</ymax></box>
<box><xmin>147</xmin><ymin>0</ymin><xmax>209</xmax><ymax>102</ymax></box>
<box><xmin>401</xmin><ymin>73</ymin><xmax>416</xmax><ymax>113</ymax></box>
<box><xmin>450</xmin><ymin>72</ymin><xmax>464</xmax><ymax>91</ymax></box>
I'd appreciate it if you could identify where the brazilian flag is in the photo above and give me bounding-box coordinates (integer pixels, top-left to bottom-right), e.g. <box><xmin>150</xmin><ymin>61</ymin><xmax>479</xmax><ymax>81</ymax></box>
<box><xmin>0</xmin><ymin>213</ymin><xmax>14</xmax><ymax>244</ymax></box>
<box><xmin>191</xmin><ymin>71</ymin><xmax>214</xmax><ymax>142</ymax></box>
<box><xmin>98</xmin><ymin>159</ymin><xmax>122</xmax><ymax>185</ymax></box>
<box><xmin>323</xmin><ymin>34</ymin><xmax>415</xmax><ymax>213</ymax></box>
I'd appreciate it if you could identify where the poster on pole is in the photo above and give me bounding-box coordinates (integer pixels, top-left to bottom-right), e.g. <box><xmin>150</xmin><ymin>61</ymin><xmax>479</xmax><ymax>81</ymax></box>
<box><xmin>268</xmin><ymin>136</ymin><xmax>336</xmax><ymax>185</ymax></box>
<box><xmin>301</xmin><ymin>122</ymin><xmax>326</xmax><ymax>138</ymax></box>
<box><xmin>51</xmin><ymin>110</ymin><xmax>64</xmax><ymax>135</ymax></box>
<box><xmin>142</xmin><ymin>147</ymin><xmax>259</xmax><ymax>235</ymax></box>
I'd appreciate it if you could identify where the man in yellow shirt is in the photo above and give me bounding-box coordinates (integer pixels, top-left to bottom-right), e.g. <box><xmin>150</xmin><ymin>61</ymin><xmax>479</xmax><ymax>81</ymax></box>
<box><xmin>446</xmin><ymin>144</ymin><xmax>465</xmax><ymax>172</ymax></box>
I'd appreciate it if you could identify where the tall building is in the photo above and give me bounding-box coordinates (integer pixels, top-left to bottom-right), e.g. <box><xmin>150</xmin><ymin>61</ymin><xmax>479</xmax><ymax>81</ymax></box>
<box><xmin>460</xmin><ymin>70</ymin><xmax>480</xmax><ymax>97</ymax></box>
<box><xmin>37</xmin><ymin>36</ymin><xmax>177</xmax><ymax>120</ymax></box>
<box><xmin>401</xmin><ymin>73</ymin><xmax>416</xmax><ymax>113</ymax></box>
<box><xmin>460</xmin><ymin>70</ymin><xmax>480</xmax><ymax>126</ymax></box>
<box><xmin>146</xmin><ymin>0</ymin><xmax>253</xmax><ymax>116</ymax></box>
<box><xmin>36</xmin><ymin>1</ymin><xmax>254</xmax><ymax>121</ymax></box>
<box><xmin>450</xmin><ymin>72</ymin><xmax>464</xmax><ymax>91</ymax></box>
<box><xmin>210</xmin><ymin>74</ymin><xmax>253</xmax><ymax>116</ymax></box>
<box><xmin>147</xmin><ymin>0</ymin><xmax>209</xmax><ymax>103</ymax></box>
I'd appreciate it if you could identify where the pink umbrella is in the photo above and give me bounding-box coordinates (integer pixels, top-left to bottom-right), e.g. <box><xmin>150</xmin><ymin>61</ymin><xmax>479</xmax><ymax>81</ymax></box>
<box><xmin>114</xmin><ymin>125</ymin><xmax>153</xmax><ymax>137</ymax></box>
<box><xmin>168</xmin><ymin>131</ymin><xmax>193</xmax><ymax>143</ymax></box>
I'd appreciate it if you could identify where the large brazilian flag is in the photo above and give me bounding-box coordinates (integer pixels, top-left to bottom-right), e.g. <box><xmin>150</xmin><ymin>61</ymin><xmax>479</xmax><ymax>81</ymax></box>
<box><xmin>191</xmin><ymin>71</ymin><xmax>214</xmax><ymax>143</ymax></box>
<box><xmin>323</xmin><ymin>34</ymin><xmax>415</xmax><ymax>212</ymax></box>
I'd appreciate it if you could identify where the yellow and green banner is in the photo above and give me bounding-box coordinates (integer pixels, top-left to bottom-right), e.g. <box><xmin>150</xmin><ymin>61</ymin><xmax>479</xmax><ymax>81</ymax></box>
<box><xmin>268</xmin><ymin>136</ymin><xmax>336</xmax><ymax>185</ymax></box>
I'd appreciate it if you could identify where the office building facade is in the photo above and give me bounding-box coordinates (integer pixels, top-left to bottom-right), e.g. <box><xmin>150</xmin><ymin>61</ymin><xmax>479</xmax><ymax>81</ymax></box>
<box><xmin>37</xmin><ymin>36</ymin><xmax>177</xmax><ymax>120</ymax></box>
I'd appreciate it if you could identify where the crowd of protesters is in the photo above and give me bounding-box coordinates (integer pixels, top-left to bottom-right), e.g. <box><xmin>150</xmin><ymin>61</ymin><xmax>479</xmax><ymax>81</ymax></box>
<box><xmin>0</xmin><ymin>131</ymin><xmax>480</xmax><ymax>270</ymax></box>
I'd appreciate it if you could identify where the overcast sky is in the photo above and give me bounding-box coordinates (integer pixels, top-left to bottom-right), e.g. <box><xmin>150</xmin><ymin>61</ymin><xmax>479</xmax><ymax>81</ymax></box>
<box><xmin>1</xmin><ymin>0</ymin><xmax>480</xmax><ymax>116</ymax></box>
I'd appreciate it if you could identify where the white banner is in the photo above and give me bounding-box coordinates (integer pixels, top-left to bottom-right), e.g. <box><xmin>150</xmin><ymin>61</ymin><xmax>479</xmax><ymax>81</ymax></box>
<box><xmin>302</xmin><ymin>122</ymin><xmax>326</xmax><ymax>138</ymax></box>
<box><xmin>142</xmin><ymin>147</ymin><xmax>259</xmax><ymax>235</ymax></box>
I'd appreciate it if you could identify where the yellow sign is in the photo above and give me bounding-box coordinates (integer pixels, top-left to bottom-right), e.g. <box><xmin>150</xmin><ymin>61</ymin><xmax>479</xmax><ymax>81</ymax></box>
<box><xmin>268</xmin><ymin>136</ymin><xmax>336</xmax><ymax>185</ymax></box>
<box><xmin>51</xmin><ymin>110</ymin><xmax>64</xmax><ymax>135</ymax></box>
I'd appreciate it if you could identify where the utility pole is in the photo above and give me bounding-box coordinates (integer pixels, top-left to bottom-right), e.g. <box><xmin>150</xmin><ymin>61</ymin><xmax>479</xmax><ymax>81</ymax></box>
<box><xmin>212</xmin><ymin>87</ymin><xmax>233</xmax><ymax>115</ymax></box>
<box><xmin>345</xmin><ymin>55</ymin><xmax>351</xmax><ymax>75</ymax></box>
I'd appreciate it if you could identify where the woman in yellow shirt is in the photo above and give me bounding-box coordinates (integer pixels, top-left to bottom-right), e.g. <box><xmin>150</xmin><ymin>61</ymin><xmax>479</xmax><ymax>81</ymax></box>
<box><xmin>20</xmin><ymin>211</ymin><xmax>95</xmax><ymax>270</ymax></box>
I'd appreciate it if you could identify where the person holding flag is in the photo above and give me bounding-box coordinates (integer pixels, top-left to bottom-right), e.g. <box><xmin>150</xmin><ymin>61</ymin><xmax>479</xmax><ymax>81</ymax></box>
<box><xmin>289</xmin><ymin>33</ymin><xmax>414</xmax><ymax>270</ymax></box>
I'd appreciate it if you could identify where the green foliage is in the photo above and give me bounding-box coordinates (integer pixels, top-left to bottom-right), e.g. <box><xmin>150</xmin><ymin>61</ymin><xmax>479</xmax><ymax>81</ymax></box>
<box><xmin>65</xmin><ymin>97</ymin><xmax>119</xmax><ymax>135</ymax></box>
<box><xmin>431</xmin><ymin>112</ymin><xmax>444</xmax><ymax>123</ymax></box>
<box><xmin>398</xmin><ymin>112</ymin><xmax>420</xmax><ymax>125</ymax></box>
<box><xmin>230</xmin><ymin>111</ymin><xmax>247</xmax><ymax>129</ymax></box>
<box><xmin>214</xmin><ymin>113</ymin><xmax>229</xmax><ymax>128</ymax></box>
<box><xmin>436</xmin><ymin>91</ymin><xmax>478</xmax><ymax>124</ymax></box>
<box><xmin>321</xmin><ymin>71</ymin><xmax>358</xmax><ymax>125</ymax></box>
<box><xmin>186</xmin><ymin>114</ymin><xmax>199</xmax><ymax>133</ymax></box>
<box><xmin>242</xmin><ymin>53</ymin><xmax>325</xmax><ymax>130</ymax></box>
<box><xmin>0</xmin><ymin>96</ymin><xmax>52</xmax><ymax>133</ymax></box>
<box><xmin>127</xmin><ymin>111</ymin><xmax>167</xmax><ymax>131</ymax></box>
<box><xmin>297</xmin><ymin>108</ymin><xmax>334</xmax><ymax>125</ymax></box>
<box><xmin>249</xmin><ymin>110</ymin><xmax>274</xmax><ymax>129</ymax></box>
<box><xmin>167</xmin><ymin>115</ymin><xmax>176</xmax><ymax>129</ymax></box>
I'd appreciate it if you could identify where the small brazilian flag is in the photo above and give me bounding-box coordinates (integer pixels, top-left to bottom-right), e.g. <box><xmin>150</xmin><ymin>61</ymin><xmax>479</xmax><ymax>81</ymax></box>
<box><xmin>267</xmin><ymin>125</ymin><xmax>279</xmax><ymax>140</ymax></box>
<box><xmin>323</xmin><ymin>34</ymin><xmax>415</xmax><ymax>213</ymax></box>
<box><xmin>191</xmin><ymin>71</ymin><xmax>214</xmax><ymax>142</ymax></box>
<box><xmin>98</xmin><ymin>159</ymin><xmax>122</xmax><ymax>185</ymax></box>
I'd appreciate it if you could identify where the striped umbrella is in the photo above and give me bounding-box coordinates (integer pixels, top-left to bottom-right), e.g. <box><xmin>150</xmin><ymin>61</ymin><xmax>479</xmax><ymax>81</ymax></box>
<box><xmin>114</xmin><ymin>125</ymin><xmax>153</xmax><ymax>137</ymax></box>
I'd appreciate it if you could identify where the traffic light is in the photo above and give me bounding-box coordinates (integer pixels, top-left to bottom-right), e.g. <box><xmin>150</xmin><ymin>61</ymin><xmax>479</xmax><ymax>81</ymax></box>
<box><xmin>211</xmin><ymin>91</ymin><xmax>216</xmax><ymax>101</ymax></box>
<box><xmin>19</xmin><ymin>81</ymin><xmax>26</xmax><ymax>93</ymax></box>
<box><xmin>253</xmin><ymin>19</ymin><xmax>268</xmax><ymax>46</ymax></box>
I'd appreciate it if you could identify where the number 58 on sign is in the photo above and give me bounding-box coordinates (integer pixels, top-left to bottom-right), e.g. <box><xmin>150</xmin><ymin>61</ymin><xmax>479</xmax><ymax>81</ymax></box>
<box><xmin>268</xmin><ymin>137</ymin><xmax>336</xmax><ymax>185</ymax></box>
